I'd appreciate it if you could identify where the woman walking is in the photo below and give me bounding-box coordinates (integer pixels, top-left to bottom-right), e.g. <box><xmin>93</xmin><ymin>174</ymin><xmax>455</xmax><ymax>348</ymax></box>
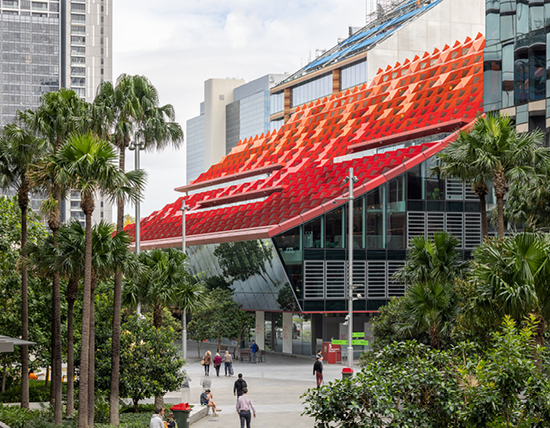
<box><xmin>214</xmin><ymin>352</ymin><xmax>222</xmax><ymax>377</ymax></box>
<box><xmin>203</xmin><ymin>350</ymin><xmax>212</xmax><ymax>376</ymax></box>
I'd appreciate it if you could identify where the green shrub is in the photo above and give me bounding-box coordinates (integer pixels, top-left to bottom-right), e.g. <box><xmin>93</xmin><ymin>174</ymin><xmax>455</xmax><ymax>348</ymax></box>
<box><xmin>0</xmin><ymin>380</ymin><xmax>67</xmax><ymax>404</ymax></box>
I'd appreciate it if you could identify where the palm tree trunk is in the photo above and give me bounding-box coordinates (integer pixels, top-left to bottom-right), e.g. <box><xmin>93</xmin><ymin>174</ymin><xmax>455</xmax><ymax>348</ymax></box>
<box><xmin>19</xmin><ymin>186</ymin><xmax>29</xmax><ymax>409</ymax></box>
<box><xmin>50</xmin><ymin>189</ymin><xmax>63</xmax><ymax>426</ymax></box>
<box><xmin>109</xmin><ymin>146</ymin><xmax>126</xmax><ymax>425</ymax></box>
<box><xmin>430</xmin><ymin>324</ymin><xmax>440</xmax><ymax>350</ymax></box>
<box><xmin>479</xmin><ymin>193</ymin><xmax>488</xmax><ymax>239</ymax></box>
<box><xmin>78</xmin><ymin>201</ymin><xmax>94</xmax><ymax>428</ymax></box>
<box><xmin>88</xmin><ymin>273</ymin><xmax>97</xmax><ymax>427</ymax></box>
<box><xmin>66</xmin><ymin>290</ymin><xmax>76</xmax><ymax>417</ymax></box>
<box><xmin>153</xmin><ymin>304</ymin><xmax>163</xmax><ymax>329</ymax></box>
<box><xmin>494</xmin><ymin>169</ymin><xmax>507</xmax><ymax>238</ymax></box>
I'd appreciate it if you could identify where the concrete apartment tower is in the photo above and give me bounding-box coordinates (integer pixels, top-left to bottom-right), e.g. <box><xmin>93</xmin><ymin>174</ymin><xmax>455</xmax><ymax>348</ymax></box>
<box><xmin>0</xmin><ymin>0</ymin><xmax>113</xmax><ymax>225</ymax></box>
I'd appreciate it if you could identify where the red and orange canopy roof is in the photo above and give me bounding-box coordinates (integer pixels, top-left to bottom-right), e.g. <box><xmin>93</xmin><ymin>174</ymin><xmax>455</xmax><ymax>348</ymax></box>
<box><xmin>125</xmin><ymin>34</ymin><xmax>485</xmax><ymax>250</ymax></box>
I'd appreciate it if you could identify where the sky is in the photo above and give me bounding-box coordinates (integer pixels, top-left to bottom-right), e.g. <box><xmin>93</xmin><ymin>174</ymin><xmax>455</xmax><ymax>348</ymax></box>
<box><xmin>113</xmin><ymin>0</ymin><xmax>366</xmax><ymax>219</ymax></box>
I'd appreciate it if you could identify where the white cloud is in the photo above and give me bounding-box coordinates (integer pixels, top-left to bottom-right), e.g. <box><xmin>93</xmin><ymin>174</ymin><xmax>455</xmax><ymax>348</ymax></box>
<box><xmin>114</xmin><ymin>0</ymin><xmax>366</xmax><ymax>218</ymax></box>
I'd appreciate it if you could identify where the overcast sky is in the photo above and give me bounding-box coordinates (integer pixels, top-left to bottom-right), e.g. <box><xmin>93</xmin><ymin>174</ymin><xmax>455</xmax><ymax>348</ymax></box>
<box><xmin>113</xmin><ymin>0</ymin><xmax>366</xmax><ymax>219</ymax></box>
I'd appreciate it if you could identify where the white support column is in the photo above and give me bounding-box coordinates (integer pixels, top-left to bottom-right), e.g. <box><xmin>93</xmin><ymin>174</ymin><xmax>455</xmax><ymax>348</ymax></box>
<box><xmin>255</xmin><ymin>311</ymin><xmax>265</xmax><ymax>350</ymax></box>
<box><xmin>282</xmin><ymin>312</ymin><xmax>293</xmax><ymax>354</ymax></box>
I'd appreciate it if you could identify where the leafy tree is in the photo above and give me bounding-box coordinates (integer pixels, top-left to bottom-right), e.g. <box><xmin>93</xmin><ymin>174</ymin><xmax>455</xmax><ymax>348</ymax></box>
<box><xmin>277</xmin><ymin>284</ymin><xmax>299</xmax><ymax>312</ymax></box>
<box><xmin>95</xmin><ymin>74</ymin><xmax>183</xmax><ymax>425</ymax></box>
<box><xmin>306</xmin><ymin>318</ymin><xmax>550</xmax><ymax>428</ymax></box>
<box><xmin>213</xmin><ymin>240</ymin><xmax>276</xmax><ymax>285</ymax></box>
<box><xmin>123</xmin><ymin>214</ymin><xmax>135</xmax><ymax>227</ymax></box>
<box><xmin>203</xmin><ymin>275</ymin><xmax>232</xmax><ymax>292</ymax></box>
<box><xmin>95</xmin><ymin>315</ymin><xmax>186</xmax><ymax>413</ymax></box>
<box><xmin>187</xmin><ymin>313</ymin><xmax>211</xmax><ymax>358</ymax></box>
<box><xmin>0</xmin><ymin>196</ymin><xmax>46</xmax><ymax>403</ymax></box>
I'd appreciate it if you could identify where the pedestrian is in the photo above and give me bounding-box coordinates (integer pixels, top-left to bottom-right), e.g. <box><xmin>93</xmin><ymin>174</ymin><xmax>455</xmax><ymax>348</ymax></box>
<box><xmin>200</xmin><ymin>389</ymin><xmax>221</xmax><ymax>416</ymax></box>
<box><xmin>203</xmin><ymin>350</ymin><xmax>212</xmax><ymax>376</ymax></box>
<box><xmin>165</xmin><ymin>412</ymin><xmax>177</xmax><ymax>428</ymax></box>
<box><xmin>149</xmin><ymin>407</ymin><xmax>165</xmax><ymax>428</ymax></box>
<box><xmin>250</xmin><ymin>339</ymin><xmax>259</xmax><ymax>363</ymax></box>
<box><xmin>313</xmin><ymin>355</ymin><xmax>323</xmax><ymax>389</ymax></box>
<box><xmin>28</xmin><ymin>369</ymin><xmax>38</xmax><ymax>380</ymax></box>
<box><xmin>214</xmin><ymin>352</ymin><xmax>222</xmax><ymax>377</ymax></box>
<box><xmin>233</xmin><ymin>373</ymin><xmax>247</xmax><ymax>398</ymax></box>
<box><xmin>236</xmin><ymin>387</ymin><xmax>256</xmax><ymax>428</ymax></box>
<box><xmin>224</xmin><ymin>350</ymin><xmax>233</xmax><ymax>376</ymax></box>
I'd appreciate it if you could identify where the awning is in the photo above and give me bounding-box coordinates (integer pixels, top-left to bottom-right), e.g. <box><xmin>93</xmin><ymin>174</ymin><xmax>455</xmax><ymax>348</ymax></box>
<box><xmin>0</xmin><ymin>335</ymin><xmax>36</xmax><ymax>353</ymax></box>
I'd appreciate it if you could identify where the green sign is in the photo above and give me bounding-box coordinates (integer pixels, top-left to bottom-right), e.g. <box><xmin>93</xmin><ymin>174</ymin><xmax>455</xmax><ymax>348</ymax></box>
<box><xmin>352</xmin><ymin>332</ymin><xmax>365</xmax><ymax>338</ymax></box>
<box><xmin>331</xmin><ymin>339</ymin><xmax>369</xmax><ymax>346</ymax></box>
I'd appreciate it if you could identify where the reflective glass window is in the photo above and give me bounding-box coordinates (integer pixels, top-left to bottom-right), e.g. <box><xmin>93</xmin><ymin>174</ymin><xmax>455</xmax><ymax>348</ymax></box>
<box><xmin>502</xmin><ymin>42</ymin><xmax>515</xmax><ymax>107</ymax></box>
<box><xmin>486</xmin><ymin>8</ymin><xmax>500</xmax><ymax>45</ymax></box>
<box><xmin>366</xmin><ymin>188</ymin><xmax>384</xmax><ymax>250</ymax></box>
<box><xmin>273</xmin><ymin>226</ymin><xmax>302</xmax><ymax>265</ymax></box>
<box><xmin>388</xmin><ymin>175</ymin><xmax>405</xmax><ymax>210</ymax></box>
<box><xmin>270</xmin><ymin>91</ymin><xmax>284</xmax><ymax>114</ymax></box>
<box><xmin>387</xmin><ymin>212</ymin><xmax>406</xmax><ymax>250</ymax></box>
<box><xmin>500</xmin><ymin>12</ymin><xmax>516</xmax><ymax>42</ymax></box>
<box><xmin>530</xmin><ymin>2</ymin><xmax>544</xmax><ymax>31</ymax></box>
<box><xmin>341</xmin><ymin>60</ymin><xmax>367</xmax><ymax>90</ymax></box>
<box><xmin>484</xmin><ymin>44</ymin><xmax>502</xmax><ymax>110</ymax></box>
<box><xmin>304</xmin><ymin>217</ymin><xmax>322</xmax><ymax>248</ymax></box>
<box><xmin>514</xmin><ymin>42</ymin><xmax>529</xmax><ymax>104</ymax></box>
<box><xmin>407</xmin><ymin>164</ymin><xmax>423</xmax><ymax>200</ymax></box>
<box><xmin>517</xmin><ymin>0</ymin><xmax>529</xmax><ymax>35</ymax></box>
<box><xmin>352</xmin><ymin>198</ymin><xmax>363</xmax><ymax>249</ymax></box>
<box><xmin>291</xmin><ymin>74</ymin><xmax>332</xmax><ymax>107</ymax></box>
<box><xmin>325</xmin><ymin>207</ymin><xmax>344</xmax><ymax>248</ymax></box>
<box><xmin>529</xmin><ymin>33</ymin><xmax>545</xmax><ymax>101</ymax></box>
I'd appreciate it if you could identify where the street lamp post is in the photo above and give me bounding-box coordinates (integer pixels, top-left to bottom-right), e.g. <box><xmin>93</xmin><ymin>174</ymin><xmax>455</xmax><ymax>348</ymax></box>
<box><xmin>345</xmin><ymin>167</ymin><xmax>358</xmax><ymax>369</ymax></box>
<box><xmin>129</xmin><ymin>140</ymin><xmax>145</xmax><ymax>315</ymax></box>
<box><xmin>180</xmin><ymin>201</ymin><xmax>190</xmax><ymax>360</ymax></box>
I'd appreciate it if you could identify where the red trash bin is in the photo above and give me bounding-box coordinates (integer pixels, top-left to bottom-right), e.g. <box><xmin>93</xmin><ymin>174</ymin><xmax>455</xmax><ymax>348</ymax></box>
<box><xmin>327</xmin><ymin>351</ymin><xmax>336</xmax><ymax>364</ymax></box>
<box><xmin>342</xmin><ymin>367</ymin><xmax>353</xmax><ymax>380</ymax></box>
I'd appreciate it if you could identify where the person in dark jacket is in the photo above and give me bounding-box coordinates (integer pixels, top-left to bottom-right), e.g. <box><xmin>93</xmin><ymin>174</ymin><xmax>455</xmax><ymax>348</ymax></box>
<box><xmin>233</xmin><ymin>373</ymin><xmax>248</xmax><ymax>398</ymax></box>
<box><xmin>313</xmin><ymin>356</ymin><xmax>323</xmax><ymax>389</ymax></box>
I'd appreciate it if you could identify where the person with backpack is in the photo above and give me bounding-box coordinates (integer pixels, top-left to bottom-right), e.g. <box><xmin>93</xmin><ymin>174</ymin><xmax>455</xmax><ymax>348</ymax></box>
<box><xmin>250</xmin><ymin>340</ymin><xmax>259</xmax><ymax>363</ymax></box>
<box><xmin>233</xmin><ymin>373</ymin><xmax>247</xmax><ymax>398</ymax></box>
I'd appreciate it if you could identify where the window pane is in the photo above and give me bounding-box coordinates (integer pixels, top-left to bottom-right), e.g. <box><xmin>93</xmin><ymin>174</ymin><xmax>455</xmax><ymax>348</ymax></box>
<box><xmin>325</xmin><ymin>207</ymin><xmax>343</xmax><ymax>248</ymax></box>
<box><xmin>304</xmin><ymin>218</ymin><xmax>322</xmax><ymax>248</ymax></box>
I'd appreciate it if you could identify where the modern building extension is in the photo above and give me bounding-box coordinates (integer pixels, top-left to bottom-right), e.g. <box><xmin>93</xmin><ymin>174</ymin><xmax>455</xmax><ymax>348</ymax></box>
<box><xmin>126</xmin><ymin>34</ymin><xmax>486</xmax><ymax>357</ymax></box>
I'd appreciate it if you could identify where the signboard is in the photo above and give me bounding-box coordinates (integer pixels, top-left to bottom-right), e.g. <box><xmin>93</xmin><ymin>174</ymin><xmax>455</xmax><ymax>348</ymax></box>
<box><xmin>331</xmin><ymin>339</ymin><xmax>369</xmax><ymax>346</ymax></box>
<box><xmin>352</xmin><ymin>332</ymin><xmax>365</xmax><ymax>338</ymax></box>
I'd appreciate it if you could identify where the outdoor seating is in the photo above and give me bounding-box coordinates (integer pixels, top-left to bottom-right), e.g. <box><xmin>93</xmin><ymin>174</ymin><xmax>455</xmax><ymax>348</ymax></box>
<box><xmin>257</xmin><ymin>350</ymin><xmax>267</xmax><ymax>363</ymax></box>
<box><xmin>239</xmin><ymin>349</ymin><xmax>251</xmax><ymax>362</ymax></box>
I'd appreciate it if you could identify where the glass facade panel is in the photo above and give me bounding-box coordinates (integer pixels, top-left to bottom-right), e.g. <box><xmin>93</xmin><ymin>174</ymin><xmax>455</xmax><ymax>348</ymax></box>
<box><xmin>486</xmin><ymin>5</ymin><xmax>500</xmax><ymax>45</ymax></box>
<box><xmin>407</xmin><ymin>164</ymin><xmax>423</xmax><ymax>199</ymax></box>
<box><xmin>517</xmin><ymin>0</ymin><xmax>530</xmax><ymax>35</ymax></box>
<box><xmin>341</xmin><ymin>60</ymin><xmax>367</xmax><ymax>90</ymax></box>
<box><xmin>186</xmin><ymin>114</ymin><xmax>205</xmax><ymax>184</ymax></box>
<box><xmin>366</xmin><ymin>187</ymin><xmax>384</xmax><ymax>249</ymax></box>
<box><xmin>530</xmin><ymin>2</ymin><xmax>544</xmax><ymax>31</ymax></box>
<box><xmin>529</xmin><ymin>30</ymin><xmax>546</xmax><ymax>100</ymax></box>
<box><xmin>291</xmin><ymin>74</ymin><xmax>332</xmax><ymax>107</ymax></box>
<box><xmin>484</xmin><ymin>44</ymin><xmax>503</xmax><ymax>110</ymax></box>
<box><xmin>352</xmin><ymin>198</ymin><xmax>363</xmax><ymax>249</ymax></box>
<box><xmin>273</xmin><ymin>226</ymin><xmax>302</xmax><ymax>264</ymax></box>
<box><xmin>514</xmin><ymin>38</ymin><xmax>529</xmax><ymax>104</ymax></box>
<box><xmin>325</xmin><ymin>206</ymin><xmax>344</xmax><ymax>248</ymax></box>
<box><xmin>502</xmin><ymin>42</ymin><xmax>515</xmax><ymax>107</ymax></box>
<box><xmin>304</xmin><ymin>217</ymin><xmax>322</xmax><ymax>248</ymax></box>
<box><xmin>270</xmin><ymin>91</ymin><xmax>284</xmax><ymax>114</ymax></box>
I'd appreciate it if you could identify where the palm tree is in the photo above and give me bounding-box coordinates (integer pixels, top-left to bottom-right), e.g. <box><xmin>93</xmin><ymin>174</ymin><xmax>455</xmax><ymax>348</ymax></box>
<box><xmin>461</xmin><ymin>115</ymin><xmax>550</xmax><ymax>237</ymax></box>
<box><xmin>394</xmin><ymin>232</ymin><xmax>464</xmax><ymax>349</ymax></box>
<box><xmin>434</xmin><ymin>131</ymin><xmax>492</xmax><ymax>238</ymax></box>
<box><xmin>33</xmin><ymin>133</ymin><xmax>145</xmax><ymax>428</ymax></box>
<box><xmin>95</xmin><ymin>74</ymin><xmax>183</xmax><ymax>424</ymax></box>
<box><xmin>394</xmin><ymin>232</ymin><xmax>465</xmax><ymax>285</ymax></box>
<box><xmin>471</xmin><ymin>232</ymin><xmax>550</xmax><ymax>349</ymax></box>
<box><xmin>0</xmin><ymin>112</ymin><xmax>44</xmax><ymax>409</ymax></box>
<box><xmin>26</xmin><ymin>88</ymin><xmax>93</xmax><ymax>424</ymax></box>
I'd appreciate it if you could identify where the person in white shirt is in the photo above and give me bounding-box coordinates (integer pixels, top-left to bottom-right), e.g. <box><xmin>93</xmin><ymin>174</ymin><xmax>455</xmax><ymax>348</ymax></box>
<box><xmin>235</xmin><ymin>388</ymin><xmax>256</xmax><ymax>428</ymax></box>
<box><xmin>149</xmin><ymin>407</ymin><xmax>165</xmax><ymax>428</ymax></box>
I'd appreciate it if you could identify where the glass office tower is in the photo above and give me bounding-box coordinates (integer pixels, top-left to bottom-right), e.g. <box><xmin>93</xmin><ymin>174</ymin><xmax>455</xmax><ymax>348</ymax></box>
<box><xmin>484</xmin><ymin>0</ymin><xmax>550</xmax><ymax>136</ymax></box>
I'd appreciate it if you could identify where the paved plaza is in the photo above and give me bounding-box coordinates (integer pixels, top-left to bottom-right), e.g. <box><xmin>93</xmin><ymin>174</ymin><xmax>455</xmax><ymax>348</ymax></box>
<box><xmin>164</xmin><ymin>342</ymin><xmax>348</xmax><ymax>428</ymax></box>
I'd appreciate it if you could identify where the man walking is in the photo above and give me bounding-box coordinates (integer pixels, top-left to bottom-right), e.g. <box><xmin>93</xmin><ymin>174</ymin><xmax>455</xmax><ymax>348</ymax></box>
<box><xmin>233</xmin><ymin>373</ymin><xmax>247</xmax><ymax>398</ymax></box>
<box><xmin>250</xmin><ymin>339</ymin><xmax>259</xmax><ymax>363</ymax></box>
<box><xmin>236</xmin><ymin>387</ymin><xmax>256</xmax><ymax>428</ymax></box>
<box><xmin>313</xmin><ymin>355</ymin><xmax>323</xmax><ymax>389</ymax></box>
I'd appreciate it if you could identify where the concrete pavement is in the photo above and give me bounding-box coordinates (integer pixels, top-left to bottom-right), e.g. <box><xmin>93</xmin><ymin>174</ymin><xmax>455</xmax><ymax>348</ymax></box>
<box><xmin>164</xmin><ymin>342</ymin><xmax>349</xmax><ymax>428</ymax></box>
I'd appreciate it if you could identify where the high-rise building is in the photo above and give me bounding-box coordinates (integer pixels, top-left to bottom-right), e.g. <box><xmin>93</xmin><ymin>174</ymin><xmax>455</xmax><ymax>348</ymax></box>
<box><xmin>0</xmin><ymin>0</ymin><xmax>113</xmax><ymax>225</ymax></box>
<box><xmin>186</xmin><ymin>74</ymin><xmax>287</xmax><ymax>184</ymax></box>
<box><xmin>483</xmin><ymin>0</ymin><xmax>549</xmax><ymax>137</ymax></box>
